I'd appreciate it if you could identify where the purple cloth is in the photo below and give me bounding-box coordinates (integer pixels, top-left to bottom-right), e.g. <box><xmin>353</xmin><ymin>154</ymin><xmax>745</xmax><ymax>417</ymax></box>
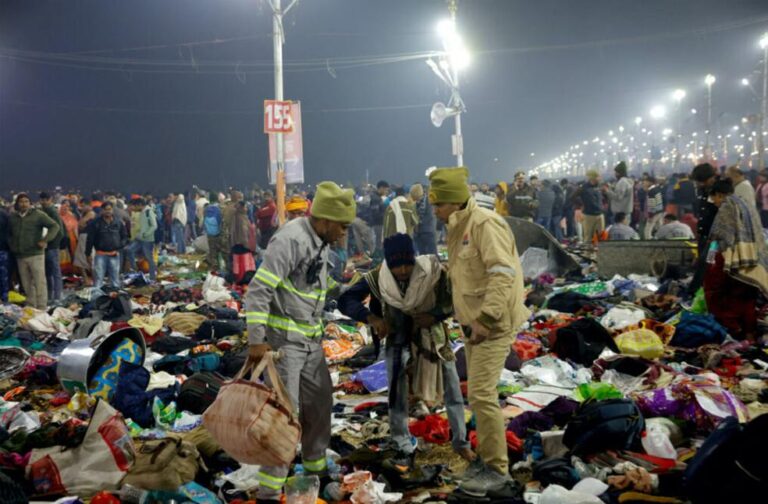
<box><xmin>539</xmin><ymin>396</ymin><xmax>580</xmax><ymax>427</ymax></box>
<box><xmin>507</xmin><ymin>411</ymin><xmax>555</xmax><ymax>438</ymax></box>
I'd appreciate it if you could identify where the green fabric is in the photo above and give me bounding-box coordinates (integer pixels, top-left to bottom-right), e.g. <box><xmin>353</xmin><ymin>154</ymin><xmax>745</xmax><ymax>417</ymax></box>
<box><xmin>574</xmin><ymin>382</ymin><xmax>623</xmax><ymax>401</ymax></box>
<box><xmin>428</xmin><ymin>167</ymin><xmax>471</xmax><ymax>204</ymax></box>
<box><xmin>9</xmin><ymin>209</ymin><xmax>60</xmax><ymax>258</ymax></box>
<box><xmin>41</xmin><ymin>206</ymin><xmax>65</xmax><ymax>249</ymax></box>
<box><xmin>310</xmin><ymin>181</ymin><xmax>356</xmax><ymax>224</ymax></box>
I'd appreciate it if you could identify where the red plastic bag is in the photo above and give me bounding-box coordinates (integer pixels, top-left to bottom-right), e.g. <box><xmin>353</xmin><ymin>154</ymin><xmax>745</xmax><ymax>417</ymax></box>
<box><xmin>233</xmin><ymin>253</ymin><xmax>256</xmax><ymax>283</ymax></box>
<box><xmin>409</xmin><ymin>414</ymin><xmax>450</xmax><ymax>444</ymax></box>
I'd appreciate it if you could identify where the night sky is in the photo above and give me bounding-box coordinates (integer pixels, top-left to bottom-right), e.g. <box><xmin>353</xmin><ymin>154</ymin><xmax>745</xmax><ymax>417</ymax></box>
<box><xmin>2</xmin><ymin>0</ymin><xmax>768</xmax><ymax>194</ymax></box>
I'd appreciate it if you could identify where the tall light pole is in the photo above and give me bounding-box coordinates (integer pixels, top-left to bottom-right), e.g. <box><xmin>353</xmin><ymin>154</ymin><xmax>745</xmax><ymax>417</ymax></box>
<box><xmin>267</xmin><ymin>0</ymin><xmax>298</xmax><ymax>223</ymax></box>
<box><xmin>705</xmin><ymin>74</ymin><xmax>716</xmax><ymax>154</ymax></box>
<box><xmin>672</xmin><ymin>89</ymin><xmax>686</xmax><ymax>169</ymax></box>
<box><xmin>429</xmin><ymin>0</ymin><xmax>469</xmax><ymax>166</ymax></box>
<box><xmin>759</xmin><ymin>33</ymin><xmax>768</xmax><ymax>170</ymax></box>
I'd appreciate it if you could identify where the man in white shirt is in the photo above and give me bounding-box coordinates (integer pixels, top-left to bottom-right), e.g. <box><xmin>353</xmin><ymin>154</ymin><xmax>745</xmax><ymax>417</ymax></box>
<box><xmin>726</xmin><ymin>166</ymin><xmax>756</xmax><ymax>210</ymax></box>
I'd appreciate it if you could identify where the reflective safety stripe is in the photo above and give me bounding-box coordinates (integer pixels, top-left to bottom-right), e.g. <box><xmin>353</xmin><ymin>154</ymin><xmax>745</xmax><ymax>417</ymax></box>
<box><xmin>282</xmin><ymin>279</ymin><xmax>326</xmax><ymax>303</ymax></box>
<box><xmin>257</xmin><ymin>471</ymin><xmax>286</xmax><ymax>490</ymax></box>
<box><xmin>327</xmin><ymin>277</ymin><xmax>338</xmax><ymax>290</ymax></box>
<box><xmin>303</xmin><ymin>457</ymin><xmax>328</xmax><ymax>472</ymax></box>
<box><xmin>245</xmin><ymin>312</ymin><xmax>323</xmax><ymax>338</ymax></box>
<box><xmin>488</xmin><ymin>265</ymin><xmax>516</xmax><ymax>277</ymax></box>
<box><xmin>254</xmin><ymin>268</ymin><xmax>279</xmax><ymax>288</ymax></box>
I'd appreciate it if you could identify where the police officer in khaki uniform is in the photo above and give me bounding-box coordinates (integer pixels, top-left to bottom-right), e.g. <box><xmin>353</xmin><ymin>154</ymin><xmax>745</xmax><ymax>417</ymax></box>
<box><xmin>429</xmin><ymin>167</ymin><xmax>530</xmax><ymax>497</ymax></box>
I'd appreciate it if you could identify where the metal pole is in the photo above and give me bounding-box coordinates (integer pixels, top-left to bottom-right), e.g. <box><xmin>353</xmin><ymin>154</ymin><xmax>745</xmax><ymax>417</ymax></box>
<box><xmin>272</xmin><ymin>0</ymin><xmax>286</xmax><ymax>223</ymax></box>
<box><xmin>760</xmin><ymin>43</ymin><xmax>767</xmax><ymax>170</ymax></box>
<box><xmin>449</xmin><ymin>0</ymin><xmax>463</xmax><ymax>166</ymax></box>
<box><xmin>706</xmin><ymin>84</ymin><xmax>712</xmax><ymax>152</ymax></box>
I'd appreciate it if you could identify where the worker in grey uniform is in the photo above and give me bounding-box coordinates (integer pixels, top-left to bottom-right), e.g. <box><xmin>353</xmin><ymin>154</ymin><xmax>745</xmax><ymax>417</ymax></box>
<box><xmin>245</xmin><ymin>181</ymin><xmax>355</xmax><ymax>503</ymax></box>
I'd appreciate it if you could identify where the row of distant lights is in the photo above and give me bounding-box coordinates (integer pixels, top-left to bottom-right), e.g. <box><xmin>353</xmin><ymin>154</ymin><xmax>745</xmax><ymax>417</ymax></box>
<box><xmin>532</xmin><ymin>34</ymin><xmax>768</xmax><ymax>176</ymax></box>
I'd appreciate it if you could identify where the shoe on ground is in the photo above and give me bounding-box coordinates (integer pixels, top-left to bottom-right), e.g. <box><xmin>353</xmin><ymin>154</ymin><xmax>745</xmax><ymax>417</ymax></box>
<box><xmin>381</xmin><ymin>450</ymin><xmax>414</xmax><ymax>473</ymax></box>
<box><xmin>456</xmin><ymin>457</ymin><xmax>486</xmax><ymax>481</ymax></box>
<box><xmin>458</xmin><ymin>464</ymin><xmax>512</xmax><ymax>497</ymax></box>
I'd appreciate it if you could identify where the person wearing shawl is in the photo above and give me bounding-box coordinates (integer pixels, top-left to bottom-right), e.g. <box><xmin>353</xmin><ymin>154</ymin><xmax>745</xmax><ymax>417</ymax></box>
<box><xmin>337</xmin><ymin>233</ymin><xmax>474</xmax><ymax>472</ymax></box>
<box><xmin>705</xmin><ymin>179</ymin><xmax>768</xmax><ymax>340</ymax></box>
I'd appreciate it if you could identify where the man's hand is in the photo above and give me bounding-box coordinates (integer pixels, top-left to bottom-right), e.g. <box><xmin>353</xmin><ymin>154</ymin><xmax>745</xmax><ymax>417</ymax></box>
<box><xmin>367</xmin><ymin>314</ymin><xmax>389</xmax><ymax>339</ymax></box>
<box><xmin>37</xmin><ymin>240</ymin><xmax>47</xmax><ymax>249</ymax></box>
<box><xmin>412</xmin><ymin>313</ymin><xmax>436</xmax><ymax>329</ymax></box>
<box><xmin>248</xmin><ymin>343</ymin><xmax>272</xmax><ymax>363</ymax></box>
<box><xmin>468</xmin><ymin>320</ymin><xmax>491</xmax><ymax>345</ymax></box>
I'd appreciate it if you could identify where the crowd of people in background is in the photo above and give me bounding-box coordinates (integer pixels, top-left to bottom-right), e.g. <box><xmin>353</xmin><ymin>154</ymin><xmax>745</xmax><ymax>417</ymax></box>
<box><xmin>1</xmin><ymin>158</ymin><xmax>767</xmax><ymax>341</ymax></box>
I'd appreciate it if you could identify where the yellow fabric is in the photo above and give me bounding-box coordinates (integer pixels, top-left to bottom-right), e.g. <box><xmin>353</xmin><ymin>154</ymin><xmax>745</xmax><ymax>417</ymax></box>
<box><xmin>163</xmin><ymin>312</ymin><xmax>207</xmax><ymax>336</ymax></box>
<box><xmin>446</xmin><ymin>198</ymin><xmax>530</xmax><ymax>333</ymax></box>
<box><xmin>615</xmin><ymin>329</ymin><xmax>665</xmax><ymax>359</ymax></box>
<box><xmin>310</xmin><ymin>181</ymin><xmax>356</xmax><ymax>224</ymax></box>
<box><xmin>128</xmin><ymin>315</ymin><xmax>165</xmax><ymax>336</ymax></box>
<box><xmin>428</xmin><ymin>167</ymin><xmax>471</xmax><ymax>204</ymax></box>
<box><xmin>285</xmin><ymin>195</ymin><xmax>309</xmax><ymax>213</ymax></box>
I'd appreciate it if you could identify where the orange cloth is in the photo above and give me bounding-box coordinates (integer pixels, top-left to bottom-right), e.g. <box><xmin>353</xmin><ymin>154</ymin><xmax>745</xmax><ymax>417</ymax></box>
<box><xmin>285</xmin><ymin>195</ymin><xmax>309</xmax><ymax>213</ymax></box>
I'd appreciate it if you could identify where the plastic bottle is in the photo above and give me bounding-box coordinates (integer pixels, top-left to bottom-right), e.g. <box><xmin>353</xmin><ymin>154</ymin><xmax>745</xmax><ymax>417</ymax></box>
<box><xmin>641</xmin><ymin>425</ymin><xmax>677</xmax><ymax>459</ymax></box>
<box><xmin>119</xmin><ymin>485</ymin><xmax>149</xmax><ymax>504</ymax></box>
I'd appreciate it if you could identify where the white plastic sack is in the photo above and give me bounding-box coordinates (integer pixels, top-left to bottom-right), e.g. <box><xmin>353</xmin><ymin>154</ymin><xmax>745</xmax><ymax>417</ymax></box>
<box><xmin>27</xmin><ymin>400</ymin><xmax>135</xmax><ymax>497</ymax></box>
<box><xmin>600</xmin><ymin>306</ymin><xmax>645</xmax><ymax>331</ymax></box>
<box><xmin>193</xmin><ymin>234</ymin><xmax>209</xmax><ymax>254</ymax></box>
<box><xmin>540</xmin><ymin>481</ymin><xmax>605</xmax><ymax>504</ymax></box>
<box><xmin>521</xmin><ymin>247</ymin><xmax>549</xmax><ymax>279</ymax></box>
<box><xmin>202</xmin><ymin>273</ymin><xmax>232</xmax><ymax>303</ymax></box>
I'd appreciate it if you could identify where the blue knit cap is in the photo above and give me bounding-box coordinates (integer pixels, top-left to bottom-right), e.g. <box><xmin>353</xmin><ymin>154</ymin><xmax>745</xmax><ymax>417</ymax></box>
<box><xmin>383</xmin><ymin>233</ymin><xmax>416</xmax><ymax>268</ymax></box>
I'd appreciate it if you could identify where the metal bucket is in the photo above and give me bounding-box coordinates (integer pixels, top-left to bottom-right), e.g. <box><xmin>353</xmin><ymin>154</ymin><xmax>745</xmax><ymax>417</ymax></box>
<box><xmin>57</xmin><ymin>327</ymin><xmax>146</xmax><ymax>395</ymax></box>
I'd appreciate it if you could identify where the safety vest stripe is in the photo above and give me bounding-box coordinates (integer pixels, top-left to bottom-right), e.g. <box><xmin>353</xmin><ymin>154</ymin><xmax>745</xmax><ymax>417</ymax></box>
<box><xmin>282</xmin><ymin>279</ymin><xmax>327</xmax><ymax>302</ymax></box>
<box><xmin>254</xmin><ymin>270</ymin><xmax>279</xmax><ymax>288</ymax></box>
<box><xmin>257</xmin><ymin>267</ymin><xmax>281</xmax><ymax>284</ymax></box>
<box><xmin>257</xmin><ymin>471</ymin><xmax>286</xmax><ymax>490</ymax></box>
<box><xmin>245</xmin><ymin>312</ymin><xmax>323</xmax><ymax>338</ymax></box>
<box><xmin>303</xmin><ymin>457</ymin><xmax>328</xmax><ymax>472</ymax></box>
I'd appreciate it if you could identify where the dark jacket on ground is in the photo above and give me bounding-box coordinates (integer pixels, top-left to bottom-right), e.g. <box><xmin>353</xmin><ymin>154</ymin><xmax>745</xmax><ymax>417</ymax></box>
<box><xmin>579</xmin><ymin>182</ymin><xmax>604</xmax><ymax>216</ymax></box>
<box><xmin>9</xmin><ymin>209</ymin><xmax>60</xmax><ymax>258</ymax></box>
<box><xmin>86</xmin><ymin>216</ymin><xmax>129</xmax><ymax>256</ymax></box>
<box><xmin>41</xmin><ymin>205</ymin><xmax>65</xmax><ymax>251</ymax></box>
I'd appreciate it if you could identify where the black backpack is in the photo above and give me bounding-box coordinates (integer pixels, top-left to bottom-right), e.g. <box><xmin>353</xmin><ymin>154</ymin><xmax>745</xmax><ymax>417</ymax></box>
<box><xmin>177</xmin><ymin>371</ymin><xmax>227</xmax><ymax>414</ymax></box>
<box><xmin>684</xmin><ymin>415</ymin><xmax>768</xmax><ymax>503</ymax></box>
<box><xmin>563</xmin><ymin>398</ymin><xmax>644</xmax><ymax>455</ymax></box>
<box><xmin>553</xmin><ymin>318</ymin><xmax>619</xmax><ymax>367</ymax></box>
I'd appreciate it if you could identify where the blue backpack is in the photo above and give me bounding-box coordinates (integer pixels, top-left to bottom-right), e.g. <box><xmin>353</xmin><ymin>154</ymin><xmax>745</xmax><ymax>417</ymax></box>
<box><xmin>203</xmin><ymin>205</ymin><xmax>221</xmax><ymax>237</ymax></box>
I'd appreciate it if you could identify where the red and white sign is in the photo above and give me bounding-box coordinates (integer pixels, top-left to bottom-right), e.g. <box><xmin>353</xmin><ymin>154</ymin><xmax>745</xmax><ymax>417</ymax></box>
<box><xmin>269</xmin><ymin>101</ymin><xmax>304</xmax><ymax>184</ymax></box>
<box><xmin>264</xmin><ymin>100</ymin><xmax>293</xmax><ymax>133</ymax></box>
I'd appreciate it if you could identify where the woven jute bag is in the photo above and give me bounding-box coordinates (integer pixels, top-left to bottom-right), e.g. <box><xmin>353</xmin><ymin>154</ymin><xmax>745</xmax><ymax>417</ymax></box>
<box><xmin>202</xmin><ymin>352</ymin><xmax>301</xmax><ymax>466</ymax></box>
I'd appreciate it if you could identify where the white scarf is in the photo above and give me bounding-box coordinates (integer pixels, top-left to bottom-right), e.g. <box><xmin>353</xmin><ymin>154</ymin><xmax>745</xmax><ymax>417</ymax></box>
<box><xmin>389</xmin><ymin>196</ymin><xmax>408</xmax><ymax>234</ymax></box>
<box><xmin>378</xmin><ymin>255</ymin><xmax>441</xmax><ymax>314</ymax></box>
<box><xmin>172</xmin><ymin>196</ymin><xmax>188</xmax><ymax>226</ymax></box>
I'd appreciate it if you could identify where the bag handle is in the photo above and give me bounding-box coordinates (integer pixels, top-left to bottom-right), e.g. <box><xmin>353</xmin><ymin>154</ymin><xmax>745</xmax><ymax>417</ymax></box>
<box><xmin>234</xmin><ymin>352</ymin><xmax>296</xmax><ymax>413</ymax></box>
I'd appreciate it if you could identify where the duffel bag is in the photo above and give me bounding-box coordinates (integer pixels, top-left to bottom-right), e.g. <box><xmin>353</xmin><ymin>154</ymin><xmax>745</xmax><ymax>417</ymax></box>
<box><xmin>178</xmin><ymin>371</ymin><xmax>227</xmax><ymax>414</ymax></box>
<box><xmin>202</xmin><ymin>352</ymin><xmax>301</xmax><ymax>466</ymax></box>
<box><xmin>122</xmin><ymin>437</ymin><xmax>202</xmax><ymax>491</ymax></box>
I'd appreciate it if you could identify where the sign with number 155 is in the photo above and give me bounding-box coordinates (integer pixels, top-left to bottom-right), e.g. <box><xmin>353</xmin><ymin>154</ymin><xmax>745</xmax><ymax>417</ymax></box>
<box><xmin>264</xmin><ymin>100</ymin><xmax>293</xmax><ymax>133</ymax></box>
